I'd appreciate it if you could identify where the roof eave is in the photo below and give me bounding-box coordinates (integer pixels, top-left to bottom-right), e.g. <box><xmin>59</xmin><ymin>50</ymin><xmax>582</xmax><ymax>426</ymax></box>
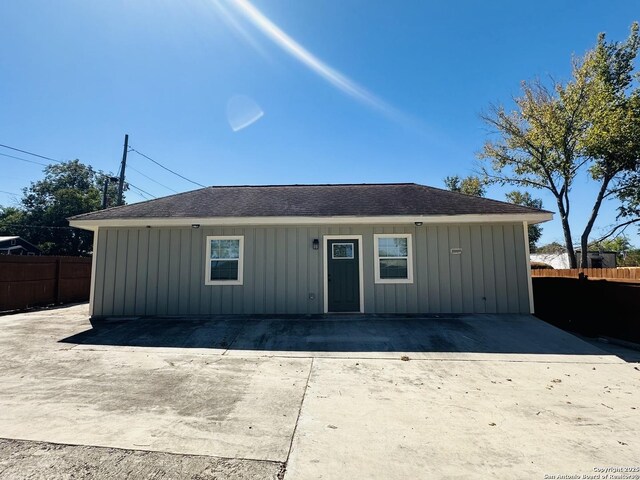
<box><xmin>69</xmin><ymin>212</ymin><xmax>553</xmax><ymax>231</ymax></box>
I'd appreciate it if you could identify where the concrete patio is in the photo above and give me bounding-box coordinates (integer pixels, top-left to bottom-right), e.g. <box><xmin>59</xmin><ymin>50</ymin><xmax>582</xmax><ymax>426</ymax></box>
<box><xmin>0</xmin><ymin>304</ymin><xmax>638</xmax><ymax>479</ymax></box>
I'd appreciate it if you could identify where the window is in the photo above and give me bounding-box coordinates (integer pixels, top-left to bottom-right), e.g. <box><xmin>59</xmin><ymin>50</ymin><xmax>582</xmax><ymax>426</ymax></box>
<box><xmin>374</xmin><ymin>234</ymin><xmax>413</xmax><ymax>283</ymax></box>
<box><xmin>205</xmin><ymin>236</ymin><xmax>244</xmax><ymax>285</ymax></box>
<box><xmin>332</xmin><ymin>242</ymin><xmax>354</xmax><ymax>259</ymax></box>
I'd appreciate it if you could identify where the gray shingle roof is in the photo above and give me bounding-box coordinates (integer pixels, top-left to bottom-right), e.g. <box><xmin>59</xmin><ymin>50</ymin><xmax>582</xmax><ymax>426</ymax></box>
<box><xmin>70</xmin><ymin>183</ymin><xmax>549</xmax><ymax>221</ymax></box>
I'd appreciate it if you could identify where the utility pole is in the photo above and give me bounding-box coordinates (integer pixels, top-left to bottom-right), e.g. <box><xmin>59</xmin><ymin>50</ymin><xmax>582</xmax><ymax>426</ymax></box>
<box><xmin>102</xmin><ymin>176</ymin><xmax>120</xmax><ymax>209</ymax></box>
<box><xmin>117</xmin><ymin>134</ymin><xmax>129</xmax><ymax>206</ymax></box>
<box><xmin>102</xmin><ymin>178</ymin><xmax>110</xmax><ymax>209</ymax></box>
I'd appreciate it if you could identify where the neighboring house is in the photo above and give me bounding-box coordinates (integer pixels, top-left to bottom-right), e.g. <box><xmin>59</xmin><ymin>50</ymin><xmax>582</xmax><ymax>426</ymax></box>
<box><xmin>0</xmin><ymin>236</ymin><xmax>41</xmax><ymax>256</ymax></box>
<box><xmin>530</xmin><ymin>252</ymin><xmax>571</xmax><ymax>269</ymax></box>
<box><xmin>531</xmin><ymin>251</ymin><xmax>617</xmax><ymax>269</ymax></box>
<box><xmin>576</xmin><ymin>250</ymin><xmax>617</xmax><ymax>268</ymax></box>
<box><xmin>69</xmin><ymin>183</ymin><xmax>552</xmax><ymax>318</ymax></box>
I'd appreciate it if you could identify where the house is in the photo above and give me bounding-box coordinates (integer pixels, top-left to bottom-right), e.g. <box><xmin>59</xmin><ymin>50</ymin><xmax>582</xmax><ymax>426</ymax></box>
<box><xmin>0</xmin><ymin>236</ymin><xmax>41</xmax><ymax>256</ymax></box>
<box><xmin>576</xmin><ymin>250</ymin><xmax>617</xmax><ymax>268</ymax></box>
<box><xmin>531</xmin><ymin>250</ymin><xmax>617</xmax><ymax>269</ymax></box>
<box><xmin>68</xmin><ymin>183</ymin><xmax>552</xmax><ymax>318</ymax></box>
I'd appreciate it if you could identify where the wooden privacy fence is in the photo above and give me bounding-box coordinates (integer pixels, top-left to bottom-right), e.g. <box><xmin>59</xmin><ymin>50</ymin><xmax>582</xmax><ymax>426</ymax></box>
<box><xmin>0</xmin><ymin>256</ymin><xmax>92</xmax><ymax>312</ymax></box>
<box><xmin>531</xmin><ymin>267</ymin><xmax>640</xmax><ymax>281</ymax></box>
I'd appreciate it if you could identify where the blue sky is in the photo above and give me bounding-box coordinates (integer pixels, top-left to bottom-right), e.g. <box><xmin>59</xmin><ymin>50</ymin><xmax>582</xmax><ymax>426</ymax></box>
<box><xmin>1</xmin><ymin>0</ymin><xmax>638</xmax><ymax>246</ymax></box>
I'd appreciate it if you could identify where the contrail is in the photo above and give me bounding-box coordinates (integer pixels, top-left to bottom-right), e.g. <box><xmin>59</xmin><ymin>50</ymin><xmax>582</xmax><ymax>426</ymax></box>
<box><xmin>222</xmin><ymin>0</ymin><xmax>405</xmax><ymax>120</ymax></box>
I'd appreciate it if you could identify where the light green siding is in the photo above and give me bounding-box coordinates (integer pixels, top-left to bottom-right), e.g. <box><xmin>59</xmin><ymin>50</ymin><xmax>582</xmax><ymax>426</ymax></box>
<box><xmin>92</xmin><ymin>223</ymin><xmax>531</xmax><ymax>317</ymax></box>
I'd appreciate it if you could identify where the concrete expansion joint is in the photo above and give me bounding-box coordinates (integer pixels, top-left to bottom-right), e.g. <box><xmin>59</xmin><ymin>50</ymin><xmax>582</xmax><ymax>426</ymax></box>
<box><xmin>281</xmin><ymin>357</ymin><xmax>314</xmax><ymax>480</ymax></box>
<box><xmin>221</xmin><ymin>318</ymin><xmax>251</xmax><ymax>355</ymax></box>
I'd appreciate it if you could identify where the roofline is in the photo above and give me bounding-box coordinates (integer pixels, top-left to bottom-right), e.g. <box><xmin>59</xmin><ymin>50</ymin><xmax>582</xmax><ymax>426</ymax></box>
<box><xmin>68</xmin><ymin>182</ymin><xmax>553</xmax><ymax>221</ymax></box>
<box><xmin>0</xmin><ymin>236</ymin><xmax>41</xmax><ymax>251</ymax></box>
<box><xmin>70</xmin><ymin>212</ymin><xmax>553</xmax><ymax>231</ymax></box>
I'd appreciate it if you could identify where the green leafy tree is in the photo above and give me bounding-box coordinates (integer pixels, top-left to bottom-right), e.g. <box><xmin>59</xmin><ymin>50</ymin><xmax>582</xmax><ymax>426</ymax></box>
<box><xmin>479</xmin><ymin>23</ymin><xmax>640</xmax><ymax>268</ymax></box>
<box><xmin>576</xmin><ymin>23</ymin><xmax>640</xmax><ymax>267</ymax></box>
<box><xmin>443</xmin><ymin>175</ymin><xmax>487</xmax><ymax>197</ymax></box>
<box><xmin>536</xmin><ymin>242</ymin><xmax>566</xmax><ymax>254</ymax></box>
<box><xmin>0</xmin><ymin>160</ymin><xmax>122</xmax><ymax>255</ymax></box>
<box><xmin>590</xmin><ymin>236</ymin><xmax>632</xmax><ymax>252</ymax></box>
<box><xmin>505</xmin><ymin>190</ymin><xmax>543</xmax><ymax>251</ymax></box>
<box><xmin>588</xmin><ymin>236</ymin><xmax>640</xmax><ymax>267</ymax></box>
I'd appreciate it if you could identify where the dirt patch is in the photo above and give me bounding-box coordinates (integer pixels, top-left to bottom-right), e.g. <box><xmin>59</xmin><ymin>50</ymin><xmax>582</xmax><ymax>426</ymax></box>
<box><xmin>0</xmin><ymin>438</ymin><xmax>283</xmax><ymax>480</ymax></box>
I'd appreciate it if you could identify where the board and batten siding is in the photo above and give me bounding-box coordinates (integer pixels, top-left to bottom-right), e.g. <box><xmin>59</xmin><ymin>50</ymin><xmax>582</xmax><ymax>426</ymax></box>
<box><xmin>91</xmin><ymin>223</ymin><xmax>530</xmax><ymax>317</ymax></box>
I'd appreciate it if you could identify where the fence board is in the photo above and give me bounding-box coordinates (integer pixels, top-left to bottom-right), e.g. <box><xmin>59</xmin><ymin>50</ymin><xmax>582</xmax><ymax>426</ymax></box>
<box><xmin>531</xmin><ymin>267</ymin><xmax>640</xmax><ymax>281</ymax></box>
<box><xmin>0</xmin><ymin>256</ymin><xmax>91</xmax><ymax>312</ymax></box>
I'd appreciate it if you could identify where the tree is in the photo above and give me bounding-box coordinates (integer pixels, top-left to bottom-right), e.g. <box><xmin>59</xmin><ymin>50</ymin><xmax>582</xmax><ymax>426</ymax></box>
<box><xmin>479</xmin><ymin>23</ymin><xmax>640</xmax><ymax>268</ymax></box>
<box><xmin>590</xmin><ymin>235</ymin><xmax>632</xmax><ymax>252</ymax></box>
<box><xmin>0</xmin><ymin>160</ymin><xmax>122</xmax><ymax>255</ymax></box>
<box><xmin>443</xmin><ymin>175</ymin><xmax>486</xmax><ymax>197</ymax></box>
<box><xmin>536</xmin><ymin>242</ymin><xmax>566</xmax><ymax>254</ymax></box>
<box><xmin>505</xmin><ymin>190</ymin><xmax>543</xmax><ymax>251</ymax></box>
<box><xmin>588</xmin><ymin>235</ymin><xmax>640</xmax><ymax>267</ymax></box>
<box><xmin>576</xmin><ymin>23</ymin><xmax>640</xmax><ymax>267</ymax></box>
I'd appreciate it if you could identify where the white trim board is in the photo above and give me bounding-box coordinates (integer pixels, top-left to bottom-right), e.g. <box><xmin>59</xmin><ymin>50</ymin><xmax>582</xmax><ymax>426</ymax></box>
<box><xmin>373</xmin><ymin>233</ymin><xmax>414</xmax><ymax>284</ymax></box>
<box><xmin>70</xmin><ymin>212</ymin><xmax>553</xmax><ymax>231</ymax></box>
<box><xmin>523</xmin><ymin>221</ymin><xmax>535</xmax><ymax>314</ymax></box>
<box><xmin>204</xmin><ymin>235</ymin><xmax>244</xmax><ymax>286</ymax></box>
<box><xmin>88</xmin><ymin>226</ymin><xmax>99</xmax><ymax>317</ymax></box>
<box><xmin>323</xmin><ymin>235</ymin><xmax>365</xmax><ymax>314</ymax></box>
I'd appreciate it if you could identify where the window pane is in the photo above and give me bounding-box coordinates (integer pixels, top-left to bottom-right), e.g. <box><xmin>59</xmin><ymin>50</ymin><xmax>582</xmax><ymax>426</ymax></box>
<box><xmin>379</xmin><ymin>259</ymin><xmax>408</xmax><ymax>279</ymax></box>
<box><xmin>210</xmin><ymin>239</ymin><xmax>240</xmax><ymax>259</ymax></box>
<box><xmin>378</xmin><ymin>237</ymin><xmax>407</xmax><ymax>258</ymax></box>
<box><xmin>210</xmin><ymin>260</ymin><xmax>239</xmax><ymax>280</ymax></box>
<box><xmin>332</xmin><ymin>243</ymin><xmax>354</xmax><ymax>259</ymax></box>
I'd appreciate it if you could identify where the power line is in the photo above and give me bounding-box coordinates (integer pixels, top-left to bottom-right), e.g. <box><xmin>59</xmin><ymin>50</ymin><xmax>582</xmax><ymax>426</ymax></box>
<box><xmin>127</xmin><ymin>182</ymin><xmax>155</xmax><ymax>199</ymax></box>
<box><xmin>129</xmin><ymin>190</ymin><xmax>150</xmax><ymax>201</ymax></box>
<box><xmin>127</xmin><ymin>164</ymin><xmax>179</xmax><ymax>193</ymax></box>
<box><xmin>0</xmin><ymin>190</ymin><xmax>19</xmax><ymax>196</ymax></box>
<box><xmin>0</xmin><ymin>223</ymin><xmax>75</xmax><ymax>230</ymax></box>
<box><xmin>0</xmin><ymin>143</ymin><xmax>63</xmax><ymax>163</ymax></box>
<box><xmin>0</xmin><ymin>152</ymin><xmax>50</xmax><ymax>167</ymax></box>
<box><xmin>128</xmin><ymin>146</ymin><xmax>206</xmax><ymax>188</ymax></box>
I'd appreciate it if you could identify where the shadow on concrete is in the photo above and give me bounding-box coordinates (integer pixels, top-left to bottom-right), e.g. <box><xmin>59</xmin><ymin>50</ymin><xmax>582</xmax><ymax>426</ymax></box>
<box><xmin>59</xmin><ymin>315</ymin><xmax>612</xmax><ymax>356</ymax></box>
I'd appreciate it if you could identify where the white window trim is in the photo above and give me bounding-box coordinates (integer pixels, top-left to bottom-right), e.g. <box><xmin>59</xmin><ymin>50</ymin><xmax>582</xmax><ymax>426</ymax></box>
<box><xmin>331</xmin><ymin>242</ymin><xmax>355</xmax><ymax>259</ymax></box>
<box><xmin>374</xmin><ymin>233</ymin><xmax>414</xmax><ymax>284</ymax></box>
<box><xmin>205</xmin><ymin>235</ymin><xmax>244</xmax><ymax>286</ymax></box>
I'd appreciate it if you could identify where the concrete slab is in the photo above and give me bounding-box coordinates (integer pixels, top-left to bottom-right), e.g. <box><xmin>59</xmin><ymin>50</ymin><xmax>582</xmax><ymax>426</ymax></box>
<box><xmin>224</xmin><ymin>315</ymin><xmax>619</xmax><ymax>363</ymax></box>
<box><xmin>1</xmin><ymin>305</ymin><xmax>638</xmax><ymax>480</ymax></box>
<box><xmin>0</xmin><ymin>306</ymin><xmax>311</xmax><ymax>462</ymax></box>
<box><xmin>286</xmin><ymin>357</ymin><xmax>640</xmax><ymax>480</ymax></box>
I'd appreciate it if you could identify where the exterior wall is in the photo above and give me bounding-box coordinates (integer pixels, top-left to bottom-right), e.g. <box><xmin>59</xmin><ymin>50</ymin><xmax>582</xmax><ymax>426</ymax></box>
<box><xmin>92</xmin><ymin>223</ymin><xmax>530</xmax><ymax>317</ymax></box>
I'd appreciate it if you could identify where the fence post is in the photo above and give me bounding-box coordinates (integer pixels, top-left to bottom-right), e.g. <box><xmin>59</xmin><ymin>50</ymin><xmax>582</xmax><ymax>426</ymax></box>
<box><xmin>54</xmin><ymin>258</ymin><xmax>62</xmax><ymax>304</ymax></box>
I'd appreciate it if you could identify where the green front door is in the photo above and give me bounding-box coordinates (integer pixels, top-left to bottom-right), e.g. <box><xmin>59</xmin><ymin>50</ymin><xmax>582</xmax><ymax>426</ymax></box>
<box><xmin>327</xmin><ymin>239</ymin><xmax>360</xmax><ymax>312</ymax></box>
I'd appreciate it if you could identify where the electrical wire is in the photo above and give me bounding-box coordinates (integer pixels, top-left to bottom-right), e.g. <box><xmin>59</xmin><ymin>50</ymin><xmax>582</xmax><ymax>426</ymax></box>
<box><xmin>128</xmin><ymin>146</ymin><xmax>206</xmax><ymax>188</ymax></box>
<box><xmin>0</xmin><ymin>143</ymin><xmax>63</xmax><ymax>163</ymax></box>
<box><xmin>0</xmin><ymin>223</ymin><xmax>75</xmax><ymax>230</ymax></box>
<box><xmin>0</xmin><ymin>152</ymin><xmax>50</xmax><ymax>167</ymax></box>
<box><xmin>0</xmin><ymin>190</ymin><xmax>19</xmax><ymax>196</ymax></box>
<box><xmin>127</xmin><ymin>182</ymin><xmax>155</xmax><ymax>199</ymax></box>
<box><xmin>127</xmin><ymin>164</ymin><xmax>179</xmax><ymax>193</ymax></box>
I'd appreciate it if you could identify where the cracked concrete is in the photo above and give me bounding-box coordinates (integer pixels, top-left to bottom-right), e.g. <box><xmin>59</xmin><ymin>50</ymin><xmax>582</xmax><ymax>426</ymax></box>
<box><xmin>0</xmin><ymin>304</ymin><xmax>638</xmax><ymax>479</ymax></box>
